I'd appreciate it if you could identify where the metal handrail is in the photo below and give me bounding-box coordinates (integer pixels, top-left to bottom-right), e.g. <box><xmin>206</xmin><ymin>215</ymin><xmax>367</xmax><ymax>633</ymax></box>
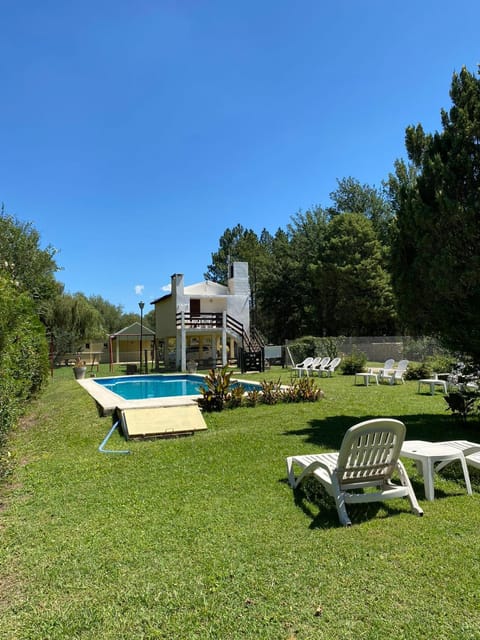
<box><xmin>174</xmin><ymin>311</ymin><xmax>264</xmax><ymax>357</ymax></box>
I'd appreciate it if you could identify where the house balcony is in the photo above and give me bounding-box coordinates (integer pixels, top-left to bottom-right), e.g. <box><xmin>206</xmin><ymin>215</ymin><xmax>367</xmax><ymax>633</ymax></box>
<box><xmin>175</xmin><ymin>311</ymin><xmax>244</xmax><ymax>339</ymax></box>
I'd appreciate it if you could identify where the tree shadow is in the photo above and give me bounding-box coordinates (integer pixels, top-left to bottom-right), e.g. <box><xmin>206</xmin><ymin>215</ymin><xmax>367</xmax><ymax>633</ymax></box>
<box><xmin>284</xmin><ymin>412</ymin><xmax>478</xmax><ymax>451</ymax></box>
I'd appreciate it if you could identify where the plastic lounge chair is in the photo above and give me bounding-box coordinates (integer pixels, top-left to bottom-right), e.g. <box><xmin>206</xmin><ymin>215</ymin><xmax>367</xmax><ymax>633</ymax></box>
<box><xmin>292</xmin><ymin>357</ymin><xmax>314</xmax><ymax>377</ymax></box>
<box><xmin>378</xmin><ymin>358</ymin><xmax>395</xmax><ymax>382</ymax></box>
<box><xmin>311</xmin><ymin>356</ymin><xmax>330</xmax><ymax>375</ymax></box>
<box><xmin>319</xmin><ymin>356</ymin><xmax>342</xmax><ymax>377</ymax></box>
<box><xmin>286</xmin><ymin>418</ymin><xmax>424</xmax><ymax>526</ymax></box>
<box><xmin>434</xmin><ymin>440</ymin><xmax>480</xmax><ymax>474</ymax></box>
<box><xmin>385</xmin><ymin>359</ymin><xmax>409</xmax><ymax>385</ymax></box>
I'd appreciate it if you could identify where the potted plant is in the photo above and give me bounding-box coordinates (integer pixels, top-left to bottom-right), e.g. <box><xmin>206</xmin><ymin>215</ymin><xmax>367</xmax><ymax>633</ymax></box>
<box><xmin>73</xmin><ymin>356</ymin><xmax>87</xmax><ymax>380</ymax></box>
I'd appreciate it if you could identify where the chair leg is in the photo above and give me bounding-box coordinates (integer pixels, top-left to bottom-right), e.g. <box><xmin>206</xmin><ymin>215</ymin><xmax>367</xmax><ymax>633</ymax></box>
<box><xmin>286</xmin><ymin>457</ymin><xmax>296</xmax><ymax>488</ymax></box>
<box><xmin>331</xmin><ymin>477</ymin><xmax>352</xmax><ymax>526</ymax></box>
<box><xmin>396</xmin><ymin>460</ymin><xmax>424</xmax><ymax>516</ymax></box>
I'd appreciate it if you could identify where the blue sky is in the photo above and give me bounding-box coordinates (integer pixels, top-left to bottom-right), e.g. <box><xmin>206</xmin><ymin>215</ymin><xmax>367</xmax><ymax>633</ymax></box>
<box><xmin>1</xmin><ymin>1</ymin><xmax>479</xmax><ymax>313</ymax></box>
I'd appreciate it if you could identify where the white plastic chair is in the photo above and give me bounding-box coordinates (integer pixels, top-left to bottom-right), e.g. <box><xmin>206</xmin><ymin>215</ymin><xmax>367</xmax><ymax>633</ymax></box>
<box><xmin>311</xmin><ymin>357</ymin><xmax>330</xmax><ymax>375</ymax></box>
<box><xmin>378</xmin><ymin>358</ymin><xmax>395</xmax><ymax>382</ymax></box>
<box><xmin>286</xmin><ymin>418</ymin><xmax>424</xmax><ymax>526</ymax></box>
<box><xmin>385</xmin><ymin>359</ymin><xmax>409</xmax><ymax>385</ymax></box>
<box><xmin>292</xmin><ymin>357</ymin><xmax>314</xmax><ymax>377</ymax></box>
<box><xmin>319</xmin><ymin>356</ymin><xmax>342</xmax><ymax>377</ymax></box>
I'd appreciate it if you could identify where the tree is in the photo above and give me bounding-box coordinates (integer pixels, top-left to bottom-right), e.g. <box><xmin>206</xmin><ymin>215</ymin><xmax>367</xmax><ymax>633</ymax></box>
<box><xmin>391</xmin><ymin>66</ymin><xmax>480</xmax><ymax>359</ymax></box>
<box><xmin>328</xmin><ymin>177</ymin><xmax>394</xmax><ymax>244</ymax></box>
<box><xmin>257</xmin><ymin>229</ymin><xmax>306</xmax><ymax>342</ymax></box>
<box><xmin>286</xmin><ymin>207</ymin><xmax>328</xmax><ymax>336</ymax></box>
<box><xmin>45</xmin><ymin>293</ymin><xmax>105</xmax><ymax>355</ymax></box>
<box><xmin>318</xmin><ymin>213</ymin><xmax>397</xmax><ymax>335</ymax></box>
<box><xmin>88</xmin><ymin>295</ymin><xmax>126</xmax><ymax>333</ymax></box>
<box><xmin>0</xmin><ymin>207</ymin><xmax>60</xmax><ymax>319</ymax></box>
<box><xmin>205</xmin><ymin>224</ymin><xmax>273</xmax><ymax>333</ymax></box>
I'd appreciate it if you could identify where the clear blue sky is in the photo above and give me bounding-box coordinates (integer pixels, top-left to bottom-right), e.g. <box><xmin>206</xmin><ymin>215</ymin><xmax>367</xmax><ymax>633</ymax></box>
<box><xmin>1</xmin><ymin>0</ymin><xmax>479</xmax><ymax>313</ymax></box>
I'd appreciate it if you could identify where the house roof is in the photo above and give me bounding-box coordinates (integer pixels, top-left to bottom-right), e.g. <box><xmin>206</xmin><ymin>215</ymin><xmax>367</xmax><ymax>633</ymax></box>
<box><xmin>111</xmin><ymin>322</ymin><xmax>155</xmax><ymax>337</ymax></box>
<box><xmin>185</xmin><ymin>280</ymin><xmax>228</xmax><ymax>296</ymax></box>
<box><xmin>151</xmin><ymin>279</ymin><xmax>229</xmax><ymax>304</ymax></box>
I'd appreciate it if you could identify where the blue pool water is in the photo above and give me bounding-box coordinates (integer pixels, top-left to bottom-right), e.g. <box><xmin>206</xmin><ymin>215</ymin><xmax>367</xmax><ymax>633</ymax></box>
<box><xmin>93</xmin><ymin>374</ymin><xmax>260</xmax><ymax>400</ymax></box>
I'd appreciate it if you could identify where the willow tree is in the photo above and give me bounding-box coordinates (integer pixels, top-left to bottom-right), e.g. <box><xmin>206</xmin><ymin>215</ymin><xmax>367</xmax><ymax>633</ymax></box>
<box><xmin>391</xmin><ymin>66</ymin><xmax>480</xmax><ymax>359</ymax></box>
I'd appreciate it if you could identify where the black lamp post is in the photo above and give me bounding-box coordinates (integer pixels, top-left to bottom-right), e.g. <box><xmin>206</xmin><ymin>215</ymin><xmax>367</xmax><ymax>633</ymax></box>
<box><xmin>139</xmin><ymin>301</ymin><xmax>144</xmax><ymax>373</ymax></box>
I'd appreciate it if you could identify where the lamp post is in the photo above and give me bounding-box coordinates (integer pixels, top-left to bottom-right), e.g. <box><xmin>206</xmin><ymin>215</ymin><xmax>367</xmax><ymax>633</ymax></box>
<box><xmin>139</xmin><ymin>301</ymin><xmax>144</xmax><ymax>373</ymax></box>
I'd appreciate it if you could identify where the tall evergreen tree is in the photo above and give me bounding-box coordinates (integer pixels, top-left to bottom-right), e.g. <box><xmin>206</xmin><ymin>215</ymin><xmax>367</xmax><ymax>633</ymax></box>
<box><xmin>329</xmin><ymin>177</ymin><xmax>394</xmax><ymax>244</ymax></box>
<box><xmin>391</xmin><ymin>66</ymin><xmax>480</xmax><ymax>358</ymax></box>
<box><xmin>319</xmin><ymin>213</ymin><xmax>396</xmax><ymax>335</ymax></box>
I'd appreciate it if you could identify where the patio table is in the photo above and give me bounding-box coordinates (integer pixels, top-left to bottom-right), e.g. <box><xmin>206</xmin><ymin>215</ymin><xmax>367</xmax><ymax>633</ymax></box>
<box><xmin>354</xmin><ymin>371</ymin><xmax>379</xmax><ymax>386</ymax></box>
<box><xmin>400</xmin><ymin>440</ymin><xmax>472</xmax><ymax>501</ymax></box>
<box><xmin>417</xmin><ymin>377</ymin><xmax>448</xmax><ymax>395</ymax></box>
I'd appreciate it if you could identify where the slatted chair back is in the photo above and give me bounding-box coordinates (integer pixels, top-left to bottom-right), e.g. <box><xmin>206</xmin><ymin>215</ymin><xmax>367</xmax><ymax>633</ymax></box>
<box><xmin>336</xmin><ymin>419</ymin><xmax>405</xmax><ymax>488</ymax></box>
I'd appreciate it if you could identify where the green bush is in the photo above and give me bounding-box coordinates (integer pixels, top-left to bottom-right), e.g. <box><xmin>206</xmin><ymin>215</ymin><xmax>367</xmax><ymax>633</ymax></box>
<box><xmin>197</xmin><ymin>367</ymin><xmax>233</xmax><ymax>412</ymax></box>
<box><xmin>259</xmin><ymin>379</ymin><xmax>283</xmax><ymax>405</ymax></box>
<box><xmin>287</xmin><ymin>335</ymin><xmax>345</xmax><ymax>363</ymax></box>
<box><xmin>0</xmin><ymin>275</ymin><xmax>49</xmax><ymax>470</ymax></box>
<box><xmin>425</xmin><ymin>354</ymin><xmax>457</xmax><ymax>376</ymax></box>
<box><xmin>340</xmin><ymin>349</ymin><xmax>367</xmax><ymax>375</ymax></box>
<box><xmin>281</xmin><ymin>376</ymin><xmax>324</xmax><ymax>403</ymax></box>
<box><xmin>444</xmin><ymin>389</ymin><xmax>480</xmax><ymax>424</ymax></box>
<box><xmin>404</xmin><ymin>362</ymin><xmax>432</xmax><ymax>380</ymax></box>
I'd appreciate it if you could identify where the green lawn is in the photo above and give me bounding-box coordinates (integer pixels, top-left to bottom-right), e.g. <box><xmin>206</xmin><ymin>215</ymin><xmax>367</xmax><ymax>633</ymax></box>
<box><xmin>1</xmin><ymin>366</ymin><xmax>480</xmax><ymax>639</ymax></box>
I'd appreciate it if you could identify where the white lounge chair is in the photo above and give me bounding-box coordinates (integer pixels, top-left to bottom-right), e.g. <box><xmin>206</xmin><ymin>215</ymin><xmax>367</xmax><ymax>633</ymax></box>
<box><xmin>319</xmin><ymin>356</ymin><xmax>342</xmax><ymax>377</ymax></box>
<box><xmin>434</xmin><ymin>440</ymin><xmax>480</xmax><ymax>473</ymax></box>
<box><xmin>384</xmin><ymin>359</ymin><xmax>409</xmax><ymax>385</ymax></box>
<box><xmin>286</xmin><ymin>418</ymin><xmax>424</xmax><ymax>526</ymax></box>
<box><xmin>292</xmin><ymin>357</ymin><xmax>314</xmax><ymax>377</ymax></box>
<box><xmin>311</xmin><ymin>356</ymin><xmax>330</xmax><ymax>375</ymax></box>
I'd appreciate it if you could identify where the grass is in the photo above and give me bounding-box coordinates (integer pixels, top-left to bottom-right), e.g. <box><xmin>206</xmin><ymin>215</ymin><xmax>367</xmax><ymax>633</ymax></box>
<box><xmin>1</xmin><ymin>365</ymin><xmax>480</xmax><ymax>639</ymax></box>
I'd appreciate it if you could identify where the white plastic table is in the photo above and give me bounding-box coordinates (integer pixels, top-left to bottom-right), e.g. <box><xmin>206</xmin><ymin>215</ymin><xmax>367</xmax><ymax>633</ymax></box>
<box><xmin>354</xmin><ymin>371</ymin><xmax>379</xmax><ymax>386</ymax></box>
<box><xmin>417</xmin><ymin>378</ymin><xmax>448</xmax><ymax>395</ymax></box>
<box><xmin>400</xmin><ymin>440</ymin><xmax>472</xmax><ymax>501</ymax></box>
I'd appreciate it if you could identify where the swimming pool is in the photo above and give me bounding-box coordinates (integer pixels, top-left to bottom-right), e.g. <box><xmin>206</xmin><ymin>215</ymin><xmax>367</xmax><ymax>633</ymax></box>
<box><xmin>93</xmin><ymin>374</ymin><xmax>261</xmax><ymax>401</ymax></box>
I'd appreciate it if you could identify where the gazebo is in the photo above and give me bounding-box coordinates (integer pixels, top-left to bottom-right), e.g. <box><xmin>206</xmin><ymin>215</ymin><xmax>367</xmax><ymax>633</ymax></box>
<box><xmin>108</xmin><ymin>322</ymin><xmax>156</xmax><ymax>371</ymax></box>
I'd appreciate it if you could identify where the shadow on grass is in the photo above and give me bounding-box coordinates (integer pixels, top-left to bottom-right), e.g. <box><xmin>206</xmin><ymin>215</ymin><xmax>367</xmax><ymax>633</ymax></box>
<box><xmin>283</xmin><ymin>413</ymin><xmax>480</xmax><ymax>518</ymax></box>
<box><xmin>284</xmin><ymin>477</ymin><xmax>420</xmax><ymax>529</ymax></box>
<box><xmin>285</xmin><ymin>412</ymin><xmax>479</xmax><ymax>451</ymax></box>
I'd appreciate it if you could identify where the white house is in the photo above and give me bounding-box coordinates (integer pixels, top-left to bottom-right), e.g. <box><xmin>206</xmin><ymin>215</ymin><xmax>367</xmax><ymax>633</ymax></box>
<box><xmin>152</xmin><ymin>262</ymin><xmax>251</xmax><ymax>371</ymax></box>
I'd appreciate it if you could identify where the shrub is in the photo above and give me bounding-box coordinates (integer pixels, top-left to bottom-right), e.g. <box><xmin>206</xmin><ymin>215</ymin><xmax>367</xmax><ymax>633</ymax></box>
<box><xmin>245</xmin><ymin>388</ymin><xmax>261</xmax><ymax>407</ymax></box>
<box><xmin>404</xmin><ymin>362</ymin><xmax>432</xmax><ymax>380</ymax></box>
<box><xmin>287</xmin><ymin>336</ymin><xmax>345</xmax><ymax>364</ymax></box>
<box><xmin>0</xmin><ymin>275</ymin><xmax>49</xmax><ymax>474</ymax></box>
<box><xmin>197</xmin><ymin>367</ymin><xmax>233</xmax><ymax>412</ymax></box>
<box><xmin>340</xmin><ymin>349</ymin><xmax>367</xmax><ymax>375</ymax></box>
<box><xmin>444</xmin><ymin>389</ymin><xmax>480</xmax><ymax>424</ymax></box>
<box><xmin>224</xmin><ymin>384</ymin><xmax>245</xmax><ymax>409</ymax></box>
<box><xmin>281</xmin><ymin>377</ymin><xmax>324</xmax><ymax>403</ymax></box>
<box><xmin>260</xmin><ymin>379</ymin><xmax>283</xmax><ymax>405</ymax></box>
<box><xmin>425</xmin><ymin>354</ymin><xmax>457</xmax><ymax>376</ymax></box>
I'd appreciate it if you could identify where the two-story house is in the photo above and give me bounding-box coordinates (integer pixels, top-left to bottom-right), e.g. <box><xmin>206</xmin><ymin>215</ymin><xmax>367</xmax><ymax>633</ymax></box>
<box><xmin>152</xmin><ymin>262</ymin><xmax>251</xmax><ymax>371</ymax></box>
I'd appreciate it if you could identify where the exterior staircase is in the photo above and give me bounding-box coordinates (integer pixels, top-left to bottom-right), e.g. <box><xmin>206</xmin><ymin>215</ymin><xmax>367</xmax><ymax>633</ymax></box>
<box><xmin>240</xmin><ymin>326</ymin><xmax>265</xmax><ymax>373</ymax></box>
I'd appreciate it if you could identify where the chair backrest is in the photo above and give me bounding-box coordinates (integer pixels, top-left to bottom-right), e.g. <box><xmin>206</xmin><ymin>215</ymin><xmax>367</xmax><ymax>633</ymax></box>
<box><xmin>328</xmin><ymin>357</ymin><xmax>341</xmax><ymax>371</ymax></box>
<box><xmin>336</xmin><ymin>419</ymin><xmax>406</xmax><ymax>487</ymax></box>
<box><xmin>318</xmin><ymin>356</ymin><xmax>331</xmax><ymax>368</ymax></box>
<box><xmin>383</xmin><ymin>358</ymin><xmax>395</xmax><ymax>370</ymax></box>
<box><xmin>391</xmin><ymin>360</ymin><xmax>409</xmax><ymax>381</ymax></box>
<box><xmin>310</xmin><ymin>357</ymin><xmax>323</xmax><ymax>368</ymax></box>
<box><xmin>296</xmin><ymin>357</ymin><xmax>314</xmax><ymax>368</ymax></box>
